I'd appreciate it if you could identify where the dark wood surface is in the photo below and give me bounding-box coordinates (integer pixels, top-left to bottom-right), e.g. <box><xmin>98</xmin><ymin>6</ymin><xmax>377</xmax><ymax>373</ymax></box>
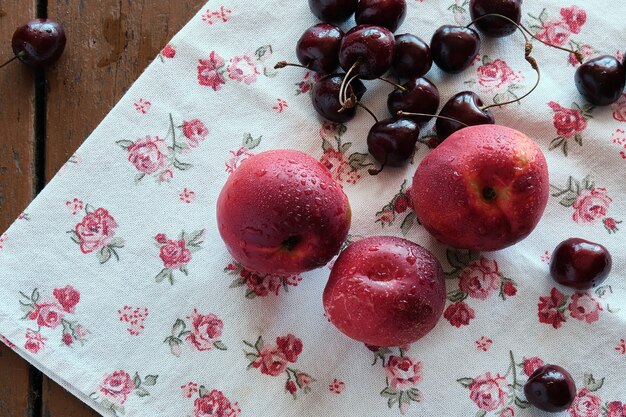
<box><xmin>0</xmin><ymin>1</ymin><xmax>205</xmax><ymax>415</ymax></box>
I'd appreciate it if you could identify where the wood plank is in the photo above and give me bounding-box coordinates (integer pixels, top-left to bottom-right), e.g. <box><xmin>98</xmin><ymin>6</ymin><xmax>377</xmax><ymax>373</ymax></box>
<box><xmin>0</xmin><ymin>4</ymin><xmax>38</xmax><ymax>417</ymax></box>
<box><xmin>42</xmin><ymin>1</ymin><xmax>205</xmax><ymax>415</ymax></box>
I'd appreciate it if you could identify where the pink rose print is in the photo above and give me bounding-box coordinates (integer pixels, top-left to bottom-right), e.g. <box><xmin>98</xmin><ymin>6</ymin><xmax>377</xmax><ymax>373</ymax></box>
<box><xmin>319</xmin><ymin>122</ymin><xmax>372</xmax><ymax>184</ymax></box>
<box><xmin>69</xmin><ymin>205</ymin><xmax>124</xmax><ymax>263</ymax></box>
<box><xmin>473</xmin><ymin>56</ymin><xmax>523</xmax><ymax>104</ymax></box>
<box><xmin>548</xmin><ymin>101</ymin><xmax>591</xmax><ymax>156</ymax></box>
<box><xmin>522</xmin><ymin>357</ymin><xmax>545</xmax><ymax>376</ymax></box>
<box><xmin>476</xmin><ymin>336</ymin><xmax>493</xmax><ymax>352</ymax></box>
<box><xmin>53</xmin><ymin>285</ymin><xmax>80</xmax><ymax>313</ymax></box>
<box><xmin>227</xmin><ymin>54</ymin><xmax>260</xmax><ymax>85</ymax></box>
<box><xmin>133</xmin><ymin>98</ymin><xmax>151</xmax><ymax>114</ymax></box>
<box><xmin>459</xmin><ymin>258</ymin><xmax>501</xmax><ymax>300</ymax></box>
<box><xmin>273</xmin><ymin>98</ymin><xmax>288</xmax><ymax>112</ymax></box>
<box><xmin>569</xmin><ymin>388</ymin><xmax>602</xmax><ymax>417</ymax></box>
<box><xmin>161</xmin><ymin>44</ymin><xmax>176</xmax><ymax>59</ymax></box>
<box><xmin>0</xmin><ymin>335</ymin><xmax>16</xmax><ymax>350</ymax></box>
<box><xmin>181</xmin><ymin>382</ymin><xmax>199</xmax><ymax>399</ymax></box>
<box><xmin>165</xmin><ymin>311</ymin><xmax>227</xmax><ymax>357</ymax></box>
<box><xmin>612</xmin><ymin>129</ymin><xmax>626</xmax><ymax>159</ymax></box>
<box><xmin>66</xmin><ymin>198</ymin><xmax>84</xmax><ymax>215</ymax></box>
<box><xmin>154</xmin><ymin>230</ymin><xmax>204</xmax><ymax>285</ymax></box>
<box><xmin>93</xmin><ymin>371</ymin><xmax>158</xmax><ymax>414</ymax></box>
<box><xmin>607</xmin><ymin>402</ymin><xmax>626</xmax><ymax>417</ymax></box>
<box><xmin>536</xmin><ymin>19</ymin><xmax>571</xmax><ymax>47</ymax></box>
<box><xmin>159</xmin><ymin>169</ymin><xmax>173</xmax><ymax>183</ymax></box>
<box><xmin>180</xmin><ymin>188</ymin><xmax>196</xmax><ymax>203</ymax></box>
<box><xmin>125</xmin><ymin>136</ymin><xmax>168</xmax><ymax>175</ymax></box>
<box><xmin>244</xmin><ymin>334</ymin><xmax>314</xmax><ymax>399</ymax></box>
<box><xmin>551</xmin><ymin>176</ymin><xmax>620</xmax><ymax>233</ymax></box>
<box><xmin>459</xmin><ymin>351</ymin><xmax>532</xmax><ymax>414</ymax></box>
<box><xmin>295</xmin><ymin>71</ymin><xmax>320</xmax><ymax>95</ymax></box>
<box><xmin>20</xmin><ymin>287</ymin><xmax>87</xmax><ymax>347</ymax></box>
<box><xmin>329</xmin><ymin>379</ymin><xmax>345</xmax><ymax>394</ymax></box>
<box><xmin>193</xmin><ymin>388</ymin><xmax>240</xmax><ymax>417</ymax></box>
<box><xmin>24</xmin><ymin>328</ymin><xmax>46</xmax><ymax>353</ymax></box>
<box><xmin>376</xmin><ymin>180</ymin><xmax>418</xmax><ymax>235</ymax></box>
<box><xmin>384</xmin><ymin>356</ymin><xmax>423</xmax><ymax>390</ymax></box>
<box><xmin>573</xmin><ymin>188</ymin><xmax>612</xmax><ymax>224</ymax></box>
<box><xmin>226</xmin><ymin>261</ymin><xmax>302</xmax><ymax>299</ymax></box>
<box><xmin>569</xmin><ymin>292</ymin><xmax>602</xmax><ymax>323</ymax></box>
<box><xmin>538</xmin><ymin>287</ymin><xmax>568</xmax><ymax>329</ymax></box>
<box><xmin>444</xmin><ymin>301</ymin><xmax>476</xmax><ymax>327</ymax></box>
<box><xmin>468</xmin><ymin>373</ymin><xmax>508</xmax><ymax>411</ymax></box>
<box><xmin>612</xmin><ymin>94</ymin><xmax>626</xmax><ymax>122</ymax></box>
<box><xmin>560</xmin><ymin>6</ymin><xmax>587</xmax><ymax>34</ymax></box>
<box><xmin>183</xmin><ymin>119</ymin><xmax>209</xmax><ymax>148</ymax></box>
<box><xmin>615</xmin><ymin>339</ymin><xmax>626</xmax><ymax>355</ymax></box>
<box><xmin>201</xmin><ymin>6</ymin><xmax>232</xmax><ymax>24</ymax></box>
<box><xmin>198</xmin><ymin>52</ymin><xmax>226</xmax><ymax>90</ymax></box>
<box><xmin>118</xmin><ymin>306</ymin><xmax>149</xmax><ymax>336</ymax></box>
<box><xmin>225</xmin><ymin>132</ymin><xmax>262</xmax><ymax>173</ymax></box>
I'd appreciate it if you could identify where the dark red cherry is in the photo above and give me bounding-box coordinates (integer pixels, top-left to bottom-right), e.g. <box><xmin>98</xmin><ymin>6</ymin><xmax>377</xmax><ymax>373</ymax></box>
<box><xmin>392</xmin><ymin>34</ymin><xmax>432</xmax><ymax>79</ymax></box>
<box><xmin>550</xmin><ymin>238</ymin><xmax>612</xmax><ymax>290</ymax></box>
<box><xmin>436</xmin><ymin>91</ymin><xmax>494</xmax><ymax>142</ymax></box>
<box><xmin>367</xmin><ymin>117</ymin><xmax>420</xmax><ymax>167</ymax></box>
<box><xmin>524</xmin><ymin>365</ymin><xmax>576</xmax><ymax>413</ymax></box>
<box><xmin>339</xmin><ymin>25</ymin><xmax>395</xmax><ymax>80</ymax></box>
<box><xmin>296</xmin><ymin>23</ymin><xmax>344</xmax><ymax>74</ymax></box>
<box><xmin>312</xmin><ymin>73</ymin><xmax>367</xmax><ymax>123</ymax></box>
<box><xmin>11</xmin><ymin>19</ymin><xmax>66</xmax><ymax>68</ymax></box>
<box><xmin>430</xmin><ymin>25</ymin><xmax>481</xmax><ymax>74</ymax></box>
<box><xmin>575</xmin><ymin>55</ymin><xmax>626</xmax><ymax>106</ymax></box>
<box><xmin>387</xmin><ymin>77</ymin><xmax>439</xmax><ymax>123</ymax></box>
<box><xmin>308</xmin><ymin>0</ymin><xmax>359</xmax><ymax>23</ymax></box>
<box><xmin>355</xmin><ymin>0</ymin><xmax>407</xmax><ymax>33</ymax></box>
<box><xmin>469</xmin><ymin>0</ymin><xmax>523</xmax><ymax>38</ymax></box>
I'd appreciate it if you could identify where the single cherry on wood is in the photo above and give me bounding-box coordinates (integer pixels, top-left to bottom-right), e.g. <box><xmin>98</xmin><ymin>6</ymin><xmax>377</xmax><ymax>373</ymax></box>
<box><xmin>435</xmin><ymin>91</ymin><xmax>494</xmax><ymax>142</ymax></box>
<box><xmin>339</xmin><ymin>25</ymin><xmax>396</xmax><ymax>80</ymax></box>
<box><xmin>392</xmin><ymin>33</ymin><xmax>432</xmax><ymax>79</ymax></box>
<box><xmin>6</xmin><ymin>19</ymin><xmax>66</xmax><ymax>69</ymax></box>
<box><xmin>387</xmin><ymin>77</ymin><xmax>440</xmax><ymax>123</ymax></box>
<box><xmin>355</xmin><ymin>0</ymin><xmax>407</xmax><ymax>33</ymax></box>
<box><xmin>430</xmin><ymin>25</ymin><xmax>481</xmax><ymax>74</ymax></box>
<box><xmin>524</xmin><ymin>365</ymin><xmax>577</xmax><ymax>413</ymax></box>
<box><xmin>308</xmin><ymin>0</ymin><xmax>359</xmax><ymax>23</ymax></box>
<box><xmin>550</xmin><ymin>238</ymin><xmax>612</xmax><ymax>290</ymax></box>
<box><xmin>312</xmin><ymin>73</ymin><xmax>367</xmax><ymax>123</ymax></box>
<box><xmin>296</xmin><ymin>23</ymin><xmax>344</xmax><ymax>73</ymax></box>
<box><xmin>469</xmin><ymin>0</ymin><xmax>523</xmax><ymax>38</ymax></box>
<box><xmin>367</xmin><ymin>117</ymin><xmax>420</xmax><ymax>170</ymax></box>
<box><xmin>575</xmin><ymin>55</ymin><xmax>626</xmax><ymax>106</ymax></box>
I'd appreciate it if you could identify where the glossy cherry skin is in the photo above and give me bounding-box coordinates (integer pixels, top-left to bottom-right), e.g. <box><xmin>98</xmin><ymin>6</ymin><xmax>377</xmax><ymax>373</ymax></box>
<box><xmin>367</xmin><ymin>117</ymin><xmax>420</xmax><ymax>166</ymax></box>
<box><xmin>297</xmin><ymin>23</ymin><xmax>344</xmax><ymax>73</ymax></box>
<box><xmin>355</xmin><ymin>0</ymin><xmax>407</xmax><ymax>33</ymax></box>
<box><xmin>524</xmin><ymin>365</ymin><xmax>577</xmax><ymax>412</ymax></box>
<box><xmin>312</xmin><ymin>74</ymin><xmax>367</xmax><ymax>123</ymax></box>
<box><xmin>436</xmin><ymin>91</ymin><xmax>494</xmax><ymax>142</ymax></box>
<box><xmin>431</xmin><ymin>25</ymin><xmax>481</xmax><ymax>74</ymax></box>
<box><xmin>339</xmin><ymin>25</ymin><xmax>395</xmax><ymax>80</ymax></box>
<box><xmin>550</xmin><ymin>238</ymin><xmax>612</xmax><ymax>290</ymax></box>
<box><xmin>575</xmin><ymin>55</ymin><xmax>626</xmax><ymax>106</ymax></box>
<box><xmin>12</xmin><ymin>19</ymin><xmax>66</xmax><ymax>68</ymax></box>
<box><xmin>308</xmin><ymin>0</ymin><xmax>359</xmax><ymax>23</ymax></box>
<box><xmin>392</xmin><ymin>34</ymin><xmax>432</xmax><ymax>79</ymax></box>
<box><xmin>469</xmin><ymin>0</ymin><xmax>523</xmax><ymax>38</ymax></box>
<box><xmin>387</xmin><ymin>77</ymin><xmax>439</xmax><ymax>123</ymax></box>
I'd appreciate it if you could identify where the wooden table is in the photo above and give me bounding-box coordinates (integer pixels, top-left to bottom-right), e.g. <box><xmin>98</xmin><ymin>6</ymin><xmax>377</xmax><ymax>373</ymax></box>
<box><xmin>0</xmin><ymin>1</ymin><xmax>204</xmax><ymax>415</ymax></box>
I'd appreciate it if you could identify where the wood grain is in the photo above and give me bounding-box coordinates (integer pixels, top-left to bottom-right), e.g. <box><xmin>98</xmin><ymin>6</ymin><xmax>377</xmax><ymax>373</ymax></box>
<box><xmin>42</xmin><ymin>1</ymin><xmax>205</xmax><ymax>415</ymax></box>
<box><xmin>0</xmin><ymin>344</ymin><xmax>33</xmax><ymax>417</ymax></box>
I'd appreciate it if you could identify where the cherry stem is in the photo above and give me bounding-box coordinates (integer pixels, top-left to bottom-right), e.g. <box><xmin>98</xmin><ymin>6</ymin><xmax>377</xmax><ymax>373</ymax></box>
<box><xmin>274</xmin><ymin>61</ymin><xmax>309</xmax><ymax>70</ymax></box>
<box><xmin>378</xmin><ymin>77</ymin><xmax>406</xmax><ymax>91</ymax></box>
<box><xmin>339</xmin><ymin>61</ymin><xmax>360</xmax><ymax>108</ymax></box>
<box><xmin>467</xmin><ymin>13</ymin><xmax>584</xmax><ymax>63</ymax></box>
<box><xmin>397</xmin><ymin>111</ymin><xmax>468</xmax><ymax>127</ymax></box>
<box><xmin>0</xmin><ymin>54</ymin><xmax>20</xmax><ymax>69</ymax></box>
<box><xmin>357</xmin><ymin>102</ymin><xmax>379</xmax><ymax>123</ymax></box>
<box><xmin>466</xmin><ymin>13</ymin><xmax>544</xmax><ymax>110</ymax></box>
<box><xmin>368</xmin><ymin>157</ymin><xmax>386</xmax><ymax>176</ymax></box>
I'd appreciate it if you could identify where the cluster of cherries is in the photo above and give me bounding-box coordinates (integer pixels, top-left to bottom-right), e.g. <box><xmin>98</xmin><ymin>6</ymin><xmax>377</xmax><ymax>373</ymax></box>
<box><xmin>1</xmin><ymin>18</ymin><xmax>66</xmax><ymax>70</ymax></box>
<box><xmin>277</xmin><ymin>0</ymin><xmax>626</xmax><ymax>174</ymax></box>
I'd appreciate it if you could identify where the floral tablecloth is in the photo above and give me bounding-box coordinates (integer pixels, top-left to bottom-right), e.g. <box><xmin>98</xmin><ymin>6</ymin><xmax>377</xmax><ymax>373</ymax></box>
<box><xmin>0</xmin><ymin>1</ymin><xmax>625</xmax><ymax>416</ymax></box>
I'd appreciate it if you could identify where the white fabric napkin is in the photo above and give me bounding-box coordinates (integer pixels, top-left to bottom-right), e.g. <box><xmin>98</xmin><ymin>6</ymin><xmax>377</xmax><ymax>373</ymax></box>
<box><xmin>0</xmin><ymin>1</ymin><xmax>625</xmax><ymax>416</ymax></box>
